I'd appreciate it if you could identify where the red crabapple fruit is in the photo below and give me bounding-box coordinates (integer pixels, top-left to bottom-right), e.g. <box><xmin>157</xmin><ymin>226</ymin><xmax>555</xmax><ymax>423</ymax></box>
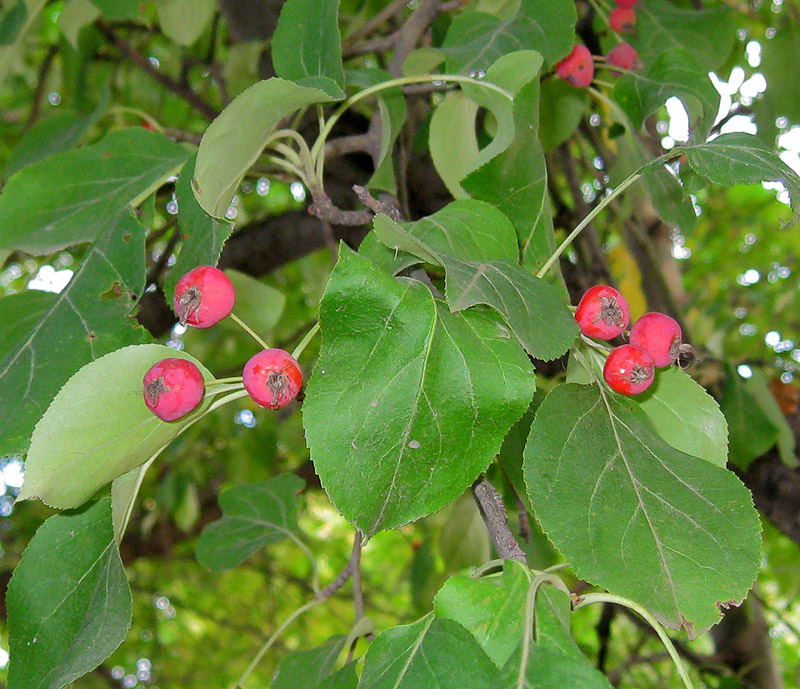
<box><xmin>173</xmin><ymin>265</ymin><xmax>235</xmax><ymax>328</ymax></box>
<box><xmin>603</xmin><ymin>344</ymin><xmax>655</xmax><ymax>395</ymax></box>
<box><xmin>575</xmin><ymin>285</ymin><xmax>631</xmax><ymax>340</ymax></box>
<box><xmin>629</xmin><ymin>312</ymin><xmax>688</xmax><ymax>368</ymax></box>
<box><xmin>609</xmin><ymin>7</ymin><xmax>636</xmax><ymax>33</ymax></box>
<box><xmin>555</xmin><ymin>44</ymin><xmax>594</xmax><ymax>88</ymax></box>
<box><xmin>243</xmin><ymin>349</ymin><xmax>303</xmax><ymax>409</ymax></box>
<box><xmin>607</xmin><ymin>42</ymin><xmax>641</xmax><ymax>71</ymax></box>
<box><xmin>615</xmin><ymin>0</ymin><xmax>637</xmax><ymax>9</ymax></box>
<box><xmin>143</xmin><ymin>358</ymin><xmax>205</xmax><ymax>421</ymax></box>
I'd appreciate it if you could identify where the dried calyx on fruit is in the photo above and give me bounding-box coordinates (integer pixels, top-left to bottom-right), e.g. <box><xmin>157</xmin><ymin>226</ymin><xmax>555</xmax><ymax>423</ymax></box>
<box><xmin>174</xmin><ymin>265</ymin><xmax>236</xmax><ymax>328</ymax></box>
<box><xmin>575</xmin><ymin>285</ymin><xmax>631</xmax><ymax>340</ymax></box>
<box><xmin>243</xmin><ymin>348</ymin><xmax>303</xmax><ymax>409</ymax></box>
<box><xmin>143</xmin><ymin>358</ymin><xmax>205</xmax><ymax>421</ymax></box>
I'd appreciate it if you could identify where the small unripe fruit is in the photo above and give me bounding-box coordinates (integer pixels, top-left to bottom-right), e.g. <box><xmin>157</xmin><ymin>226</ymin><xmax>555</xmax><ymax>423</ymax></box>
<box><xmin>609</xmin><ymin>7</ymin><xmax>636</xmax><ymax>33</ymax></box>
<box><xmin>143</xmin><ymin>358</ymin><xmax>205</xmax><ymax>421</ymax></box>
<box><xmin>603</xmin><ymin>344</ymin><xmax>655</xmax><ymax>395</ymax></box>
<box><xmin>555</xmin><ymin>44</ymin><xmax>594</xmax><ymax>88</ymax></box>
<box><xmin>173</xmin><ymin>265</ymin><xmax>235</xmax><ymax>328</ymax></box>
<box><xmin>607</xmin><ymin>42</ymin><xmax>641</xmax><ymax>71</ymax></box>
<box><xmin>630</xmin><ymin>312</ymin><xmax>684</xmax><ymax>368</ymax></box>
<box><xmin>575</xmin><ymin>285</ymin><xmax>631</xmax><ymax>340</ymax></box>
<box><xmin>615</xmin><ymin>0</ymin><xmax>637</xmax><ymax>8</ymax></box>
<box><xmin>243</xmin><ymin>349</ymin><xmax>303</xmax><ymax>409</ymax></box>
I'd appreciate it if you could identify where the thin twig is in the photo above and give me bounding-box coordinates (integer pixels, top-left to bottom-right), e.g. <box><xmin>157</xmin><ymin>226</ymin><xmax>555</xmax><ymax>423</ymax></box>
<box><xmin>308</xmin><ymin>186</ymin><xmax>373</xmax><ymax>226</ymax></box>
<box><xmin>353</xmin><ymin>185</ymin><xmax>402</xmax><ymax>220</ymax></box>
<box><xmin>96</xmin><ymin>20</ymin><xmax>219</xmax><ymax>121</ymax></box>
<box><xmin>352</xmin><ymin>529</ymin><xmax>365</xmax><ymax>622</ymax></box>
<box><xmin>325</xmin><ymin>133</ymin><xmax>376</xmax><ymax>160</ymax></box>
<box><xmin>471</xmin><ymin>476</ymin><xmax>527</xmax><ymax>563</ymax></box>
<box><xmin>26</xmin><ymin>45</ymin><xmax>58</xmax><ymax>129</ymax></box>
<box><xmin>343</xmin><ymin>0</ymin><xmax>409</xmax><ymax>49</ymax></box>
<box><xmin>388</xmin><ymin>0</ymin><xmax>440</xmax><ymax>77</ymax></box>
<box><xmin>439</xmin><ymin>0</ymin><xmax>470</xmax><ymax>12</ymax></box>
<box><xmin>315</xmin><ymin>528</ymin><xmax>365</xmax><ymax>601</ymax></box>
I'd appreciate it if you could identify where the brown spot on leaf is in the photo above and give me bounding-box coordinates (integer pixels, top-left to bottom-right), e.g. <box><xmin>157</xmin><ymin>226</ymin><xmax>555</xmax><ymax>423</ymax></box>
<box><xmin>122</xmin><ymin>233</ymin><xmax>131</xmax><ymax>243</ymax></box>
<box><xmin>88</xmin><ymin>332</ymin><xmax>97</xmax><ymax>341</ymax></box>
<box><xmin>100</xmin><ymin>282</ymin><xmax>124</xmax><ymax>299</ymax></box>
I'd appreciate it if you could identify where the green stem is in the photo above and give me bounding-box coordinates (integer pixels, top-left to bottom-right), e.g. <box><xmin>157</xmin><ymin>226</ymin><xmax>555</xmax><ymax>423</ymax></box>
<box><xmin>285</xmin><ymin>531</ymin><xmax>321</xmax><ymax>594</ymax></box>
<box><xmin>206</xmin><ymin>376</ymin><xmax>244</xmax><ymax>386</ymax></box>
<box><xmin>229</xmin><ymin>312</ymin><xmax>271</xmax><ymax>350</ymax></box>
<box><xmin>291</xmin><ymin>322</ymin><xmax>320</xmax><ymax>360</ymax></box>
<box><xmin>205</xmin><ymin>389</ymin><xmax>250</xmax><ymax>414</ymax></box>
<box><xmin>237</xmin><ymin>599</ymin><xmax>323</xmax><ymax>688</ymax></box>
<box><xmin>106</xmin><ymin>105</ymin><xmax>163</xmax><ymax>131</ymax></box>
<box><xmin>204</xmin><ymin>382</ymin><xmax>245</xmax><ymax>398</ymax></box>
<box><xmin>311</xmin><ymin>73</ymin><xmax>513</xmax><ymax>180</ymax></box>
<box><xmin>572</xmin><ymin>592</ymin><xmax>696</xmax><ymax>689</ymax></box>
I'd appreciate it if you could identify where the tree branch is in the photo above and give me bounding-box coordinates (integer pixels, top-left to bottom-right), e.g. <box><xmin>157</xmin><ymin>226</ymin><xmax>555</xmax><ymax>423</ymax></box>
<box><xmin>471</xmin><ymin>475</ymin><xmax>527</xmax><ymax>562</ymax></box>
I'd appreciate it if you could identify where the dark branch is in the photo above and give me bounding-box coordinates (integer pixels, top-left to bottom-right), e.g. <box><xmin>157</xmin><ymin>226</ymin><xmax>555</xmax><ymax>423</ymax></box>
<box><xmin>471</xmin><ymin>475</ymin><xmax>527</xmax><ymax>563</ymax></box>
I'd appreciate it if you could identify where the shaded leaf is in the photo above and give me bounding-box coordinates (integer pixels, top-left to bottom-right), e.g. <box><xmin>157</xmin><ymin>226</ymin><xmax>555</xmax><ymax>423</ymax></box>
<box><xmin>156</xmin><ymin>0</ymin><xmax>216</xmax><ymax>46</ymax></box>
<box><xmin>18</xmin><ymin>345</ymin><xmax>217</xmax><ymax>509</ymax></box>
<box><xmin>500</xmin><ymin>644</ymin><xmax>613</xmax><ymax>689</ymax></box>
<box><xmin>304</xmin><ymin>247</ymin><xmax>535</xmax><ymax>535</ymax></box>
<box><xmin>429</xmin><ymin>91</ymin><xmax>479</xmax><ymax>198</ymax></box>
<box><xmin>0</xmin><ymin>212</ymin><xmax>149</xmax><ymax>457</ymax></box>
<box><xmin>357</xmin><ymin>616</ymin><xmax>500</xmax><ymax>688</ymax></box>
<box><xmin>196</xmin><ymin>474</ymin><xmax>304</xmax><ymax>572</ymax></box>
<box><xmin>88</xmin><ymin>0</ymin><xmax>143</xmax><ymax>20</ymax></box>
<box><xmin>0</xmin><ymin>290</ymin><xmax>55</xmax><ymax>362</ymax></box>
<box><xmin>272</xmin><ymin>636</ymin><xmax>347</xmax><ymax>689</ymax></box>
<box><xmin>524</xmin><ymin>384</ymin><xmax>761</xmax><ymax>637</ymax></box>
<box><xmin>57</xmin><ymin>0</ymin><xmax>100</xmax><ymax>48</ymax></box>
<box><xmin>0</xmin><ymin>128</ymin><xmax>190</xmax><ymax>253</ymax></box>
<box><xmin>6</xmin><ymin>498</ymin><xmax>131</xmax><ymax>689</ymax></box>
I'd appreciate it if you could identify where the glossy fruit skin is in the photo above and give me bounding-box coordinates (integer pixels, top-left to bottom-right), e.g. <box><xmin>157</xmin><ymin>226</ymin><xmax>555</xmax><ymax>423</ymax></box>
<box><xmin>607</xmin><ymin>42</ymin><xmax>640</xmax><ymax>71</ymax></box>
<box><xmin>609</xmin><ymin>7</ymin><xmax>636</xmax><ymax>33</ymax></box>
<box><xmin>555</xmin><ymin>44</ymin><xmax>594</xmax><ymax>88</ymax></box>
<box><xmin>575</xmin><ymin>285</ymin><xmax>631</xmax><ymax>340</ymax></box>
<box><xmin>173</xmin><ymin>265</ymin><xmax>235</xmax><ymax>328</ymax></box>
<box><xmin>603</xmin><ymin>345</ymin><xmax>655</xmax><ymax>395</ymax></box>
<box><xmin>243</xmin><ymin>349</ymin><xmax>303</xmax><ymax>409</ymax></box>
<box><xmin>630</xmin><ymin>312</ymin><xmax>683</xmax><ymax>368</ymax></box>
<box><xmin>143</xmin><ymin>358</ymin><xmax>205</xmax><ymax>421</ymax></box>
<box><xmin>615</xmin><ymin>0</ymin><xmax>637</xmax><ymax>9</ymax></box>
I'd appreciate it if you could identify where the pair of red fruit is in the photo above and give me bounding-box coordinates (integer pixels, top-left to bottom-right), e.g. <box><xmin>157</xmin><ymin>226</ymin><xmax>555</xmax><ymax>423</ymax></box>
<box><xmin>555</xmin><ymin>0</ymin><xmax>640</xmax><ymax>88</ymax></box>
<box><xmin>575</xmin><ymin>285</ymin><xmax>689</xmax><ymax>395</ymax></box>
<box><xmin>143</xmin><ymin>266</ymin><xmax>303</xmax><ymax>422</ymax></box>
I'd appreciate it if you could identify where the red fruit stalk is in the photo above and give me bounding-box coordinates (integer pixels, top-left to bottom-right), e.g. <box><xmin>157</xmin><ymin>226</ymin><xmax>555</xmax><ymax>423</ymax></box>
<box><xmin>174</xmin><ymin>265</ymin><xmax>236</xmax><ymax>328</ymax></box>
<box><xmin>143</xmin><ymin>358</ymin><xmax>205</xmax><ymax>421</ymax></box>
<box><xmin>575</xmin><ymin>285</ymin><xmax>631</xmax><ymax>340</ymax></box>
<box><xmin>603</xmin><ymin>344</ymin><xmax>655</xmax><ymax>395</ymax></box>
<box><xmin>243</xmin><ymin>349</ymin><xmax>303</xmax><ymax>409</ymax></box>
<box><xmin>555</xmin><ymin>44</ymin><xmax>594</xmax><ymax>88</ymax></box>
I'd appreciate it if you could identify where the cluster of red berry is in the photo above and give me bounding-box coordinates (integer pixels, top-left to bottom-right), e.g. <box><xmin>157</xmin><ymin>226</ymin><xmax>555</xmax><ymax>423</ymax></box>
<box><xmin>142</xmin><ymin>266</ymin><xmax>303</xmax><ymax>421</ymax></box>
<box><xmin>555</xmin><ymin>0</ymin><xmax>641</xmax><ymax>89</ymax></box>
<box><xmin>575</xmin><ymin>285</ymin><xmax>690</xmax><ymax>396</ymax></box>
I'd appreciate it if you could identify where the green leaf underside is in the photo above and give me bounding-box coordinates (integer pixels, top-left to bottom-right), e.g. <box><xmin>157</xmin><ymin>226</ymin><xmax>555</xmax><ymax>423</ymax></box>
<box><xmin>196</xmin><ymin>474</ymin><xmax>304</xmax><ymax>572</ymax></box>
<box><xmin>628</xmin><ymin>0</ymin><xmax>735</xmax><ymax>72</ymax></box>
<box><xmin>303</xmin><ymin>247</ymin><xmax>535</xmax><ymax>536</ymax></box>
<box><xmin>193</xmin><ymin>79</ymin><xmax>338</xmax><ymax>217</ymax></box>
<box><xmin>441</xmin><ymin>0</ymin><xmax>575</xmax><ymax>72</ymax></box>
<box><xmin>271</xmin><ymin>635</ymin><xmax>347</xmax><ymax>689</ymax></box>
<box><xmin>614</xmin><ymin>48</ymin><xmax>719</xmax><ymax>141</ymax></box>
<box><xmin>679</xmin><ymin>133</ymin><xmax>800</xmax><ymax>217</ymax></box>
<box><xmin>635</xmin><ymin>367</ymin><xmax>729</xmax><ymax>468</ymax></box>
<box><xmin>524</xmin><ymin>384</ymin><xmax>761</xmax><ymax>637</ymax></box>
<box><xmin>156</xmin><ymin>0</ymin><xmax>216</xmax><ymax>46</ymax></box>
<box><xmin>272</xmin><ymin>0</ymin><xmax>344</xmax><ymax>97</ymax></box>
<box><xmin>0</xmin><ymin>212</ymin><xmax>149</xmax><ymax>457</ymax></box>
<box><xmin>18</xmin><ymin>345</ymin><xmax>216</xmax><ymax>509</ymax></box>
<box><xmin>357</xmin><ymin>616</ymin><xmax>499</xmax><ymax>688</ymax></box>
<box><xmin>6</xmin><ymin>498</ymin><xmax>131</xmax><ymax>689</ymax></box>
<box><xmin>164</xmin><ymin>153</ymin><xmax>234</xmax><ymax>302</ymax></box>
<box><xmin>0</xmin><ymin>128</ymin><xmax>189</xmax><ymax>253</ymax></box>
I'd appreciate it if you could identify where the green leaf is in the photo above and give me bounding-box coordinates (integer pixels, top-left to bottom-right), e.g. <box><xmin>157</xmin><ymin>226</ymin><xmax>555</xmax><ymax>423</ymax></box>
<box><xmin>745</xmin><ymin>371</ymin><xmax>797</xmax><ymax>467</ymax></box>
<box><xmin>628</xmin><ymin>0</ymin><xmax>735</xmax><ymax>72</ymax></box>
<box><xmin>196</xmin><ymin>474</ymin><xmax>304</xmax><ymax>572</ymax></box>
<box><xmin>18</xmin><ymin>344</ymin><xmax>218</xmax><ymax>509</ymax></box>
<box><xmin>0</xmin><ymin>290</ymin><xmax>55</xmax><ymax>362</ymax></box>
<box><xmin>0</xmin><ymin>128</ymin><xmax>190</xmax><ymax>253</ymax></box>
<box><xmin>272</xmin><ymin>0</ymin><xmax>344</xmax><ymax>98</ymax></box>
<box><xmin>271</xmin><ymin>635</ymin><xmax>347</xmax><ymax>689</ymax></box>
<box><xmin>0</xmin><ymin>212</ymin><xmax>149</xmax><ymax>457</ymax></box>
<box><xmin>346</xmin><ymin>68</ymin><xmax>407</xmax><ymax>194</ymax></box>
<box><xmin>679</xmin><ymin>133</ymin><xmax>800</xmax><ymax>217</ymax></box>
<box><xmin>539</xmin><ymin>78</ymin><xmax>586</xmax><ymax>152</ymax></box>
<box><xmin>318</xmin><ymin>663</ymin><xmax>358</xmax><ymax>689</ymax></box>
<box><xmin>225</xmin><ymin>269</ymin><xmax>286</xmax><ymax>340</ymax></box>
<box><xmin>88</xmin><ymin>0</ymin><xmax>143</xmax><ymax>20</ymax></box>
<box><xmin>614</xmin><ymin>48</ymin><xmax>720</xmax><ymax>141</ymax></box>
<box><xmin>156</xmin><ymin>0</ymin><xmax>216</xmax><ymax>46</ymax></box>
<box><xmin>164</xmin><ymin>153</ymin><xmax>235</xmax><ymax>302</ymax></box>
<box><xmin>193</xmin><ymin>79</ymin><xmax>337</xmax><ymax>217</ymax></box>
<box><xmin>57</xmin><ymin>0</ymin><xmax>100</xmax><ymax>49</ymax></box>
<box><xmin>441</xmin><ymin>0</ymin><xmax>575</xmax><ymax>72</ymax></box>
<box><xmin>0</xmin><ymin>0</ymin><xmax>46</xmax><ymax>86</ymax></box>
<box><xmin>524</xmin><ymin>384</ymin><xmax>761</xmax><ymax>637</ymax></box>
<box><xmin>634</xmin><ymin>367</ymin><xmax>729</xmax><ymax>468</ymax></box>
<box><xmin>304</xmin><ymin>247</ymin><xmax>535</xmax><ymax>535</ymax></box>
<box><xmin>6</xmin><ymin>498</ymin><xmax>132</xmax><ymax>689</ymax></box>
<box><xmin>357</xmin><ymin>616</ymin><xmax>500</xmax><ymax>688</ymax></box>
<box><xmin>757</xmin><ymin>24</ymin><xmax>800</xmax><ymax>135</ymax></box>
<box><xmin>437</xmin><ymin>493</ymin><xmax>490</xmax><ymax>571</ymax></box>
<box><xmin>429</xmin><ymin>91</ymin><xmax>480</xmax><ymax>199</ymax></box>
<box><xmin>111</xmin><ymin>458</ymin><xmax>155</xmax><ymax>544</ymax></box>
<box><xmin>6</xmin><ymin>94</ymin><xmax>106</xmax><ymax>177</ymax></box>
<box><xmin>721</xmin><ymin>368</ymin><xmax>780</xmax><ymax>470</ymax></box>
<box><xmin>500</xmin><ymin>644</ymin><xmax>613</xmax><ymax>689</ymax></box>
<box><xmin>0</xmin><ymin>2</ymin><xmax>27</xmax><ymax>47</ymax></box>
